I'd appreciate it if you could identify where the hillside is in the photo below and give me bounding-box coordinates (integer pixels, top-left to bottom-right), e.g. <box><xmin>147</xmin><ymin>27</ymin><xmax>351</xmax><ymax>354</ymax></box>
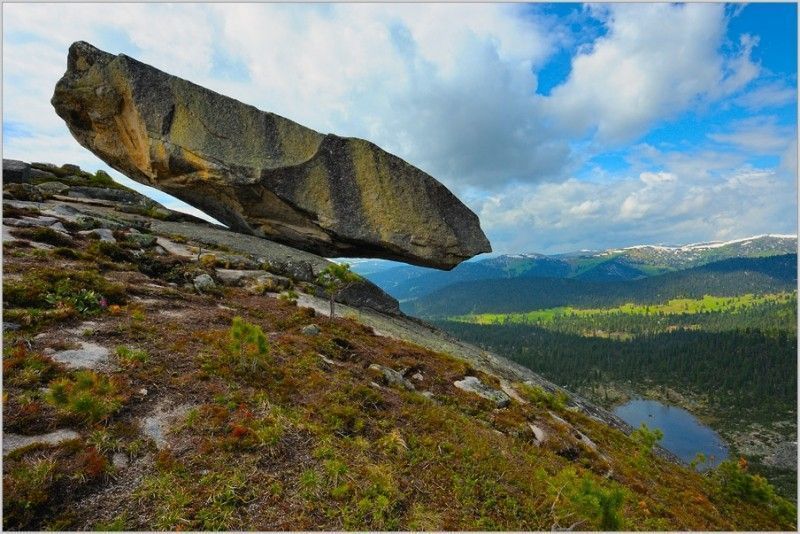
<box><xmin>354</xmin><ymin>235</ymin><xmax>797</xmax><ymax>302</ymax></box>
<box><xmin>3</xmin><ymin>164</ymin><xmax>797</xmax><ymax>530</ymax></box>
<box><xmin>406</xmin><ymin>254</ymin><xmax>798</xmax><ymax>317</ymax></box>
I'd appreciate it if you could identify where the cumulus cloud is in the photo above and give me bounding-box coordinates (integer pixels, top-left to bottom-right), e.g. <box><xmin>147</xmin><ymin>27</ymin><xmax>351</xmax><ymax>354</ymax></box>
<box><xmin>2</xmin><ymin>3</ymin><xmax>795</xmax><ymax>253</ymax></box>
<box><xmin>480</xmin><ymin>147</ymin><xmax>796</xmax><ymax>254</ymax></box>
<box><xmin>545</xmin><ymin>3</ymin><xmax>759</xmax><ymax>144</ymax></box>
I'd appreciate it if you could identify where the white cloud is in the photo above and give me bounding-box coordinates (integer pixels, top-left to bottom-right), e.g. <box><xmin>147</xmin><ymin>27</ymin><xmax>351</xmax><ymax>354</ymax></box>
<box><xmin>734</xmin><ymin>79</ymin><xmax>797</xmax><ymax>110</ymax></box>
<box><xmin>2</xmin><ymin>3</ymin><xmax>794</xmax><ymax>255</ymax></box>
<box><xmin>708</xmin><ymin>116</ymin><xmax>795</xmax><ymax>154</ymax></box>
<box><xmin>480</xmin><ymin>149</ymin><xmax>796</xmax><ymax>254</ymax></box>
<box><xmin>545</xmin><ymin>3</ymin><xmax>759</xmax><ymax>144</ymax></box>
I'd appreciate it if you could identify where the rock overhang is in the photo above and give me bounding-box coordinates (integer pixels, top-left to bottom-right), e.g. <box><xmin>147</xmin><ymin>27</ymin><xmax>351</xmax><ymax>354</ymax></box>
<box><xmin>51</xmin><ymin>41</ymin><xmax>491</xmax><ymax>270</ymax></box>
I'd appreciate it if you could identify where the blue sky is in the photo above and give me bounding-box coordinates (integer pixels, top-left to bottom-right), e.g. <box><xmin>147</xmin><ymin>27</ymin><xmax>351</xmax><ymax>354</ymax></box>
<box><xmin>3</xmin><ymin>3</ymin><xmax>797</xmax><ymax>254</ymax></box>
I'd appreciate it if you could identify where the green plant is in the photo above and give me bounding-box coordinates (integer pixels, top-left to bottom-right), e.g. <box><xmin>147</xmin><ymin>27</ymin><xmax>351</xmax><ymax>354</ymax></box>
<box><xmin>45</xmin><ymin>282</ymin><xmax>107</xmax><ymax>315</ymax></box>
<box><xmin>518</xmin><ymin>383</ymin><xmax>568</xmax><ymax>410</ymax></box>
<box><xmin>115</xmin><ymin>345</ymin><xmax>149</xmax><ymax>365</ymax></box>
<box><xmin>689</xmin><ymin>452</ymin><xmax>707</xmax><ymax>471</ymax></box>
<box><xmin>46</xmin><ymin>370</ymin><xmax>124</xmax><ymax>423</ymax></box>
<box><xmin>228</xmin><ymin>316</ymin><xmax>270</xmax><ymax>372</ymax></box>
<box><xmin>3</xmin><ymin>457</ymin><xmax>58</xmax><ymax>528</ymax></box>
<box><xmin>93</xmin><ymin>514</ymin><xmax>129</xmax><ymax>531</ymax></box>
<box><xmin>630</xmin><ymin>423</ymin><xmax>663</xmax><ymax>456</ymax></box>
<box><xmin>712</xmin><ymin>459</ymin><xmax>797</xmax><ymax>524</ymax></box>
<box><xmin>315</xmin><ymin>263</ymin><xmax>361</xmax><ymax>319</ymax></box>
<box><xmin>278</xmin><ymin>289</ymin><xmax>299</xmax><ymax>304</ymax></box>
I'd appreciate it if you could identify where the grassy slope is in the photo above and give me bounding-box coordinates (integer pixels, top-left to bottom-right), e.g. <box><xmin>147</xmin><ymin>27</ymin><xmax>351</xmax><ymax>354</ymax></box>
<box><xmin>2</xmin><ymin>206</ymin><xmax>796</xmax><ymax>531</ymax></box>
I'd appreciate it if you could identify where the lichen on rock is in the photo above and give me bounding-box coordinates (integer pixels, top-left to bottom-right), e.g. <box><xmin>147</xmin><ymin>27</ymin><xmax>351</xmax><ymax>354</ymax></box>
<box><xmin>51</xmin><ymin>41</ymin><xmax>491</xmax><ymax>269</ymax></box>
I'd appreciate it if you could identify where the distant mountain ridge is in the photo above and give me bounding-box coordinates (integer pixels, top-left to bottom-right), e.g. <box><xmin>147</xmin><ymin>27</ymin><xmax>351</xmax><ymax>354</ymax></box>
<box><xmin>353</xmin><ymin>234</ymin><xmax>797</xmax><ymax>302</ymax></box>
<box><xmin>406</xmin><ymin>253</ymin><xmax>798</xmax><ymax>317</ymax></box>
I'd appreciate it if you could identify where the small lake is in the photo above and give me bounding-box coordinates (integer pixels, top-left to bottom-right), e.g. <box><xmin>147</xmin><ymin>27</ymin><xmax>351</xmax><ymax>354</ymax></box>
<box><xmin>613</xmin><ymin>399</ymin><xmax>729</xmax><ymax>469</ymax></box>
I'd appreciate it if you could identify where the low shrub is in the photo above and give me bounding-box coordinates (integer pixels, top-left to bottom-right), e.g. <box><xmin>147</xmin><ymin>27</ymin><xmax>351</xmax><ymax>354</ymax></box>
<box><xmin>46</xmin><ymin>370</ymin><xmax>125</xmax><ymax>423</ymax></box>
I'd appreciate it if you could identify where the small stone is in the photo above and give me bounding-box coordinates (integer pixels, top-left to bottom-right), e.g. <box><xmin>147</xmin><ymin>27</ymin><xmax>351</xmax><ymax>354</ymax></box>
<box><xmin>529</xmin><ymin>423</ymin><xmax>548</xmax><ymax>445</ymax></box>
<box><xmin>4</xmin><ymin>183</ymin><xmax>43</xmax><ymax>202</ymax></box>
<box><xmin>112</xmin><ymin>452</ymin><xmax>129</xmax><ymax>469</ymax></box>
<box><xmin>50</xmin><ymin>341</ymin><xmax>110</xmax><ymax>369</ymax></box>
<box><xmin>412</xmin><ymin>372</ymin><xmax>424</xmax><ymax>381</ymax></box>
<box><xmin>454</xmin><ymin>376</ymin><xmax>511</xmax><ymax>408</ymax></box>
<box><xmin>216</xmin><ymin>269</ymin><xmax>268</xmax><ymax>286</ymax></box>
<box><xmin>78</xmin><ymin>228</ymin><xmax>116</xmax><ymax>243</ymax></box>
<box><xmin>500</xmin><ymin>379</ymin><xmax>528</xmax><ymax>404</ymax></box>
<box><xmin>3</xmin><ymin>429</ymin><xmax>80</xmax><ymax>454</ymax></box>
<box><xmin>301</xmin><ymin>324</ymin><xmax>321</xmax><ymax>336</ymax></box>
<box><xmin>36</xmin><ymin>181</ymin><xmax>70</xmax><ymax>195</ymax></box>
<box><xmin>193</xmin><ymin>273</ymin><xmax>216</xmax><ymax>293</ymax></box>
<box><xmin>3</xmin><ymin>322</ymin><xmax>20</xmax><ymax>332</ymax></box>
<box><xmin>138</xmin><ymin>388</ymin><xmax>148</xmax><ymax>396</ymax></box>
<box><xmin>369</xmin><ymin>363</ymin><xmax>415</xmax><ymax>391</ymax></box>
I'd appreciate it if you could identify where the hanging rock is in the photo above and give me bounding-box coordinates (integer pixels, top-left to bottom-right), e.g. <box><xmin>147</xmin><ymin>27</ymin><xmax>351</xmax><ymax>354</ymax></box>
<box><xmin>51</xmin><ymin>41</ymin><xmax>491</xmax><ymax>269</ymax></box>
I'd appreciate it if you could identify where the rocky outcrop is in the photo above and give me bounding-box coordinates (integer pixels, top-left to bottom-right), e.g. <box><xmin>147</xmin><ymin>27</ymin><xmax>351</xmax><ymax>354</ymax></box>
<box><xmin>51</xmin><ymin>41</ymin><xmax>491</xmax><ymax>270</ymax></box>
<box><xmin>3</xmin><ymin>159</ymin><xmax>31</xmax><ymax>183</ymax></box>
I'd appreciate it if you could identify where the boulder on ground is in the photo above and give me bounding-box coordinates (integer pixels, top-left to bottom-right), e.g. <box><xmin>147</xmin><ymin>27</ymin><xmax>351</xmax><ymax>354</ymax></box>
<box><xmin>454</xmin><ymin>376</ymin><xmax>511</xmax><ymax>407</ymax></box>
<box><xmin>193</xmin><ymin>273</ymin><xmax>216</xmax><ymax>293</ymax></box>
<box><xmin>51</xmin><ymin>41</ymin><xmax>491</xmax><ymax>269</ymax></box>
<box><xmin>4</xmin><ymin>183</ymin><xmax>43</xmax><ymax>202</ymax></box>
<box><xmin>3</xmin><ymin>159</ymin><xmax>31</xmax><ymax>183</ymax></box>
<box><xmin>37</xmin><ymin>181</ymin><xmax>71</xmax><ymax>195</ymax></box>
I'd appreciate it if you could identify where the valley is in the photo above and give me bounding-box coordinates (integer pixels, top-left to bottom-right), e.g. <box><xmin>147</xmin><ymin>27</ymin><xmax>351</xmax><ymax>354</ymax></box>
<box><xmin>356</xmin><ymin>239</ymin><xmax>799</xmax><ymax>500</ymax></box>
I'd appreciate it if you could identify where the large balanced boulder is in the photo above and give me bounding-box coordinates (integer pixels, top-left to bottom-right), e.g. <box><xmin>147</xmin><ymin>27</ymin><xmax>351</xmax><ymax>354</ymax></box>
<box><xmin>51</xmin><ymin>41</ymin><xmax>491</xmax><ymax>269</ymax></box>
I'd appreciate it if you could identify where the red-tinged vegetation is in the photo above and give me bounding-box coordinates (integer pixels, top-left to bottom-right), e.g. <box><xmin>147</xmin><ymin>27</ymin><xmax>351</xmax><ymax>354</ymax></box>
<box><xmin>2</xmin><ymin>202</ymin><xmax>796</xmax><ymax>531</ymax></box>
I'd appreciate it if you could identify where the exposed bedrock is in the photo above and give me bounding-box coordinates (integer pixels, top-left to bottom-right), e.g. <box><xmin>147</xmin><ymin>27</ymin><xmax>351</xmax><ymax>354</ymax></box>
<box><xmin>51</xmin><ymin>41</ymin><xmax>491</xmax><ymax>269</ymax></box>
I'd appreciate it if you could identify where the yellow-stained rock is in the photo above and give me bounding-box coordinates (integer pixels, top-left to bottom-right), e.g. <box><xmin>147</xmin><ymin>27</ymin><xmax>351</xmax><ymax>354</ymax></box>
<box><xmin>52</xmin><ymin>41</ymin><xmax>491</xmax><ymax>269</ymax></box>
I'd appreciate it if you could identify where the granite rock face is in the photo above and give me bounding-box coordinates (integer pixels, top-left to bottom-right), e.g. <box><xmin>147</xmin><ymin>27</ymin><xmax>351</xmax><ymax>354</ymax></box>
<box><xmin>51</xmin><ymin>41</ymin><xmax>491</xmax><ymax>269</ymax></box>
<box><xmin>3</xmin><ymin>159</ymin><xmax>31</xmax><ymax>184</ymax></box>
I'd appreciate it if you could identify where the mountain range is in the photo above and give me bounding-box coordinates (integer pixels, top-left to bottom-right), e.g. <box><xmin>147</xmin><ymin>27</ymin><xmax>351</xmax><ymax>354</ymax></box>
<box><xmin>351</xmin><ymin>234</ymin><xmax>798</xmax><ymax>303</ymax></box>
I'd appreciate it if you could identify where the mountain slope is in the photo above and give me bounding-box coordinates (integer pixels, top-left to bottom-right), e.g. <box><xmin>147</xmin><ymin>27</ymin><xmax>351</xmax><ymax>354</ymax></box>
<box><xmin>406</xmin><ymin>254</ymin><xmax>798</xmax><ymax>317</ymax></box>
<box><xmin>2</xmin><ymin>168</ymin><xmax>796</xmax><ymax>531</ymax></box>
<box><xmin>354</xmin><ymin>235</ymin><xmax>797</xmax><ymax>302</ymax></box>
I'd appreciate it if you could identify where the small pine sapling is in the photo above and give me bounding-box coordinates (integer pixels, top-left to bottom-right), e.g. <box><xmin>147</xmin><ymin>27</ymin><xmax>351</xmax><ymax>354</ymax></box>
<box><xmin>315</xmin><ymin>263</ymin><xmax>361</xmax><ymax>319</ymax></box>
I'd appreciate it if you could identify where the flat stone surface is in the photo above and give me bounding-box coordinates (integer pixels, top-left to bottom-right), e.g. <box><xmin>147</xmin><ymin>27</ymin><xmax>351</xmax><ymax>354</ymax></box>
<box><xmin>454</xmin><ymin>376</ymin><xmax>511</xmax><ymax>407</ymax></box>
<box><xmin>2</xmin><ymin>225</ymin><xmax>18</xmax><ymax>242</ymax></box>
<box><xmin>78</xmin><ymin>228</ymin><xmax>116</xmax><ymax>242</ymax></box>
<box><xmin>369</xmin><ymin>363</ymin><xmax>415</xmax><ymax>391</ymax></box>
<box><xmin>155</xmin><ymin>236</ymin><xmax>195</xmax><ymax>258</ymax></box>
<box><xmin>51</xmin><ymin>341</ymin><xmax>110</xmax><ymax>369</ymax></box>
<box><xmin>500</xmin><ymin>379</ymin><xmax>528</xmax><ymax>404</ymax></box>
<box><xmin>529</xmin><ymin>423</ymin><xmax>548</xmax><ymax>445</ymax></box>
<box><xmin>215</xmin><ymin>269</ymin><xmax>268</xmax><ymax>286</ymax></box>
<box><xmin>141</xmin><ymin>403</ymin><xmax>191</xmax><ymax>449</ymax></box>
<box><xmin>3</xmin><ymin>430</ymin><xmax>80</xmax><ymax>455</ymax></box>
<box><xmin>4</xmin><ymin>215</ymin><xmax>61</xmax><ymax>228</ymax></box>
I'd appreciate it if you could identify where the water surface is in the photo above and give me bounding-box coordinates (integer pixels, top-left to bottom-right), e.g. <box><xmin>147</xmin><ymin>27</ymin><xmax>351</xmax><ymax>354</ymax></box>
<box><xmin>614</xmin><ymin>399</ymin><xmax>729</xmax><ymax>469</ymax></box>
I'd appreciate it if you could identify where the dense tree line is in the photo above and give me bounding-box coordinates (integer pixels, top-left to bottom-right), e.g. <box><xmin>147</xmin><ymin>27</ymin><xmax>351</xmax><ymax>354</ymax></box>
<box><xmin>409</xmin><ymin>254</ymin><xmax>797</xmax><ymax>317</ymax></box>
<box><xmin>468</xmin><ymin>298</ymin><xmax>797</xmax><ymax>337</ymax></box>
<box><xmin>436</xmin><ymin>321</ymin><xmax>797</xmax><ymax>423</ymax></box>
